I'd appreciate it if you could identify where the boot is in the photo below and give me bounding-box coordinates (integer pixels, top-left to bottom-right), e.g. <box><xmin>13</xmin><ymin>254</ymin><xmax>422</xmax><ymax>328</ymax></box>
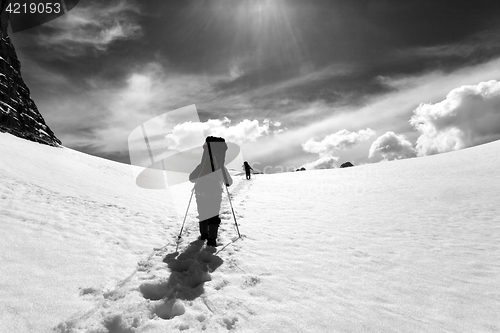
<box><xmin>207</xmin><ymin>223</ymin><xmax>219</xmax><ymax>247</ymax></box>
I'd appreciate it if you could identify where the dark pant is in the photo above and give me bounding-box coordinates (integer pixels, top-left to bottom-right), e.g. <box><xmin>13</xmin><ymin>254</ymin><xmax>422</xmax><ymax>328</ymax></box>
<box><xmin>245</xmin><ymin>171</ymin><xmax>251</xmax><ymax>179</ymax></box>
<box><xmin>196</xmin><ymin>194</ymin><xmax>222</xmax><ymax>239</ymax></box>
<box><xmin>199</xmin><ymin>216</ymin><xmax>221</xmax><ymax>239</ymax></box>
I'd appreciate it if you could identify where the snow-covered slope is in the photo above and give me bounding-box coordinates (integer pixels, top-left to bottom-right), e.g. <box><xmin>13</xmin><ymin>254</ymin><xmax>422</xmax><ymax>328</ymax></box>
<box><xmin>0</xmin><ymin>132</ymin><xmax>499</xmax><ymax>333</ymax></box>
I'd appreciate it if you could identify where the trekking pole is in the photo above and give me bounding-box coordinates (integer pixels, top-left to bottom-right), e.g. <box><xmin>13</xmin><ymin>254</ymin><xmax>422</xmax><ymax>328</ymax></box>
<box><xmin>176</xmin><ymin>186</ymin><xmax>195</xmax><ymax>249</ymax></box>
<box><xmin>224</xmin><ymin>183</ymin><xmax>241</xmax><ymax>238</ymax></box>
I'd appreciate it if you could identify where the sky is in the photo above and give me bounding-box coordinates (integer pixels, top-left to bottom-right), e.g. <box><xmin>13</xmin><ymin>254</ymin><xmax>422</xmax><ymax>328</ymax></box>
<box><xmin>9</xmin><ymin>0</ymin><xmax>500</xmax><ymax>172</ymax></box>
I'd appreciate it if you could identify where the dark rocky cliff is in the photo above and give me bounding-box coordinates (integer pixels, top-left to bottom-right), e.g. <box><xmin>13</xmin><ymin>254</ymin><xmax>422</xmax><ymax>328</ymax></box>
<box><xmin>0</xmin><ymin>0</ymin><xmax>61</xmax><ymax>146</ymax></box>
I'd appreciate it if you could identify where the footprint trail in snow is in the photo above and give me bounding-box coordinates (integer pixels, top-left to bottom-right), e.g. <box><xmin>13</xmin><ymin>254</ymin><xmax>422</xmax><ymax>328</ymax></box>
<box><xmin>55</xmin><ymin>178</ymin><xmax>257</xmax><ymax>333</ymax></box>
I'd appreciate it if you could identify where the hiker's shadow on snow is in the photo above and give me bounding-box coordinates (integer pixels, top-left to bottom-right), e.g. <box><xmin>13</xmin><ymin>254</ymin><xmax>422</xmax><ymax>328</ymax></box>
<box><xmin>140</xmin><ymin>240</ymin><xmax>223</xmax><ymax>302</ymax></box>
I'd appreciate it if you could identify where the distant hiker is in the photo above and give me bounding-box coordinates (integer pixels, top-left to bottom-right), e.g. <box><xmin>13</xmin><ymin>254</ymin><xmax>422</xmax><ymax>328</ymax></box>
<box><xmin>189</xmin><ymin>136</ymin><xmax>233</xmax><ymax>247</ymax></box>
<box><xmin>243</xmin><ymin>161</ymin><xmax>253</xmax><ymax>180</ymax></box>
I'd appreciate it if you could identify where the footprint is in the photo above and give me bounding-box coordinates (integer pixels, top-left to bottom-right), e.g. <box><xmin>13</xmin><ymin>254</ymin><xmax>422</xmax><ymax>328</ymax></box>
<box><xmin>223</xmin><ymin>317</ymin><xmax>238</xmax><ymax>330</ymax></box>
<box><xmin>140</xmin><ymin>281</ymin><xmax>170</xmax><ymax>301</ymax></box>
<box><xmin>179</xmin><ymin>323</ymin><xmax>190</xmax><ymax>331</ymax></box>
<box><xmin>154</xmin><ymin>299</ymin><xmax>185</xmax><ymax>320</ymax></box>
<box><xmin>79</xmin><ymin>287</ymin><xmax>99</xmax><ymax>296</ymax></box>
<box><xmin>214</xmin><ymin>279</ymin><xmax>229</xmax><ymax>291</ymax></box>
<box><xmin>352</xmin><ymin>251</ymin><xmax>370</xmax><ymax>258</ymax></box>
<box><xmin>242</xmin><ymin>276</ymin><xmax>261</xmax><ymax>288</ymax></box>
<box><xmin>103</xmin><ymin>315</ymin><xmax>136</xmax><ymax>333</ymax></box>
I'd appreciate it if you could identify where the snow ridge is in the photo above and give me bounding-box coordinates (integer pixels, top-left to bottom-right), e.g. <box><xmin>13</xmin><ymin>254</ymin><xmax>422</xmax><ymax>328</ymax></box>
<box><xmin>3</xmin><ymin>132</ymin><xmax>499</xmax><ymax>333</ymax></box>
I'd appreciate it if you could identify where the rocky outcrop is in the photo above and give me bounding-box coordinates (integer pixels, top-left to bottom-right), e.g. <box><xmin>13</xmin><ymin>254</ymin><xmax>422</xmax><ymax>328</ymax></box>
<box><xmin>0</xmin><ymin>1</ymin><xmax>61</xmax><ymax>146</ymax></box>
<box><xmin>340</xmin><ymin>162</ymin><xmax>354</xmax><ymax>168</ymax></box>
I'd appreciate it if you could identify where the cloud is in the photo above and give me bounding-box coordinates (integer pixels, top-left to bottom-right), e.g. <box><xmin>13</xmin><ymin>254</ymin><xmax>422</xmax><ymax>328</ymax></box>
<box><xmin>297</xmin><ymin>128</ymin><xmax>375</xmax><ymax>170</ymax></box>
<box><xmin>301</xmin><ymin>155</ymin><xmax>339</xmax><ymax>170</ymax></box>
<box><xmin>302</xmin><ymin>128</ymin><xmax>376</xmax><ymax>156</ymax></box>
<box><xmin>69</xmin><ymin>57</ymin><xmax>500</xmax><ymax>168</ymax></box>
<box><xmin>369</xmin><ymin>131</ymin><xmax>416</xmax><ymax>160</ymax></box>
<box><xmin>38</xmin><ymin>0</ymin><xmax>142</xmax><ymax>55</ymax></box>
<box><xmin>165</xmin><ymin>118</ymin><xmax>283</xmax><ymax>151</ymax></box>
<box><xmin>399</xmin><ymin>28</ymin><xmax>500</xmax><ymax>60</ymax></box>
<box><xmin>42</xmin><ymin>62</ymin><xmax>216</xmax><ymax>153</ymax></box>
<box><xmin>410</xmin><ymin>80</ymin><xmax>500</xmax><ymax>156</ymax></box>
<box><xmin>256</xmin><ymin>56</ymin><xmax>500</xmax><ymax>171</ymax></box>
<box><xmin>26</xmin><ymin>56</ymin><xmax>288</xmax><ymax>157</ymax></box>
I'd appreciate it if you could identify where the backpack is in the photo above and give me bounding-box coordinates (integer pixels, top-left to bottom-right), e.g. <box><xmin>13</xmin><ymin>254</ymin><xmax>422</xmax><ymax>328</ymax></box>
<box><xmin>205</xmin><ymin>136</ymin><xmax>227</xmax><ymax>172</ymax></box>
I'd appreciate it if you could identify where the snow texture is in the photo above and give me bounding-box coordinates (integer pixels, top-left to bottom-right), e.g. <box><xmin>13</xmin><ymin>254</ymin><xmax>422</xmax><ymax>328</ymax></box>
<box><xmin>0</xmin><ymin>132</ymin><xmax>499</xmax><ymax>332</ymax></box>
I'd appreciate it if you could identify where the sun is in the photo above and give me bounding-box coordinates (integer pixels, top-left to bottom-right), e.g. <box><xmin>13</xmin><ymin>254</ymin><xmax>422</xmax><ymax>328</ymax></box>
<box><xmin>234</xmin><ymin>0</ymin><xmax>303</xmax><ymax>68</ymax></box>
<box><xmin>252</xmin><ymin>0</ymin><xmax>275</xmax><ymax>16</ymax></box>
<box><xmin>248</xmin><ymin>0</ymin><xmax>283</xmax><ymax>18</ymax></box>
